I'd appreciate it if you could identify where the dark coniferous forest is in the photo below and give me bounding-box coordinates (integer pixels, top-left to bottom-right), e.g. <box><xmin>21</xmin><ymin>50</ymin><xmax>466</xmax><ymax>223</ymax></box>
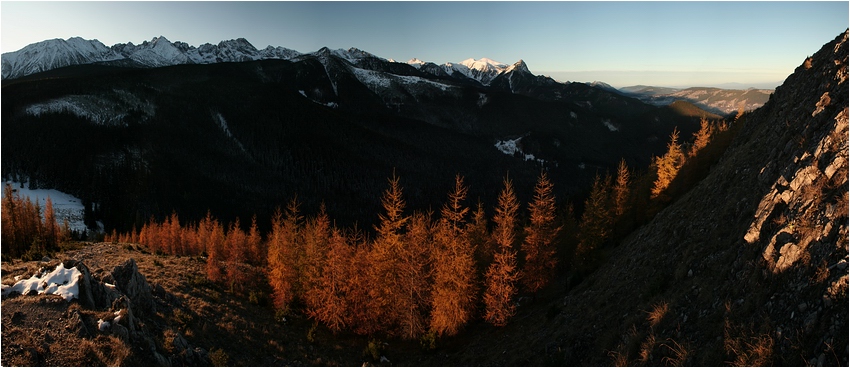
<box><xmin>1</xmin><ymin>55</ymin><xmax>716</xmax><ymax>234</ymax></box>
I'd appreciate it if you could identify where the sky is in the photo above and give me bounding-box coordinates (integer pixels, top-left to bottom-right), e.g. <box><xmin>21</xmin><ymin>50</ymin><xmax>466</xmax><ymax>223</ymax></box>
<box><xmin>1</xmin><ymin>1</ymin><xmax>847</xmax><ymax>88</ymax></box>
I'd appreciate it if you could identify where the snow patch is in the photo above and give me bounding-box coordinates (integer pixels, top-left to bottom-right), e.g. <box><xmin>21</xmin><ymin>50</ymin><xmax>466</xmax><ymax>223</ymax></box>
<box><xmin>298</xmin><ymin>90</ymin><xmax>339</xmax><ymax>109</ymax></box>
<box><xmin>570</xmin><ymin>111</ymin><xmax>578</xmax><ymax>119</ymax></box>
<box><xmin>1</xmin><ymin>264</ymin><xmax>82</xmax><ymax>301</ymax></box>
<box><xmin>494</xmin><ymin>136</ymin><xmax>545</xmax><ymax>165</ymax></box>
<box><xmin>602</xmin><ymin>119</ymin><xmax>619</xmax><ymax>132</ymax></box>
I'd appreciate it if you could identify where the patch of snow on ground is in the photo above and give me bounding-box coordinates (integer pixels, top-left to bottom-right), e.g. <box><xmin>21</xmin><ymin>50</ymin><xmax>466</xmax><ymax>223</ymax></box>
<box><xmin>570</xmin><ymin>111</ymin><xmax>578</xmax><ymax>119</ymax></box>
<box><xmin>1</xmin><ymin>264</ymin><xmax>82</xmax><ymax>301</ymax></box>
<box><xmin>494</xmin><ymin>136</ymin><xmax>545</xmax><ymax>165</ymax></box>
<box><xmin>298</xmin><ymin>90</ymin><xmax>339</xmax><ymax>109</ymax></box>
<box><xmin>495</xmin><ymin>137</ymin><xmax>522</xmax><ymax>156</ymax></box>
<box><xmin>2</xmin><ymin>180</ymin><xmax>87</xmax><ymax>232</ymax></box>
<box><xmin>603</xmin><ymin>119</ymin><xmax>619</xmax><ymax>132</ymax></box>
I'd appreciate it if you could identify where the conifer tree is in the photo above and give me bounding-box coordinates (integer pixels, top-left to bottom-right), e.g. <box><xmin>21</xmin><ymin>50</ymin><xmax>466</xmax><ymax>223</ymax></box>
<box><xmin>430</xmin><ymin>175</ymin><xmax>477</xmax><ymax>336</ymax></box>
<box><xmin>689</xmin><ymin>118</ymin><xmax>713</xmax><ymax>157</ymax></box>
<box><xmin>468</xmin><ymin>200</ymin><xmax>492</xmax><ymax>275</ymax></box>
<box><xmin>225</xmin><ymin>218</ymin><xmax>249</xmax><ymax>292</ymax></box>
<box><xmin>267</xmin><ymin>199</ymin><xmax>303</xmax><ymax>312</ymax></box>
<box><xmin>483</xmin><ymin>177</ymin><xmax>520</xmax><ymax>327</ymax></box>
<box><xmin>365</xmin><ymin>172</ymin><xmax>410</xmax><ymax>335</ymax></box>
<box><xmin>398</xmin><ymin>211</ymin><xmax>432</xmax><ymax>339</ymax></box>
<box><xmin>2</xmin><ymin>185</ymin><xmax>19</xmax><ymax>253</ymax></box>
<box><xmin>42</xmin><ymin>196</ymin><xmax>59</xmax><ymax>249</ymax></box>
<box><xmin>576</xmin><ymin>173</ymin><xmax>612</xmax><ymax>268</ymax></box>
<box><xmin>168</xmin><ymin>212</ymin><xmax>181</xmax><ymax>255</ymax></box>
<box><xmin>521</xmin><ymin>171</ymin><xmax>561</xmax><ymax>294</ymax></box>
<box><xmin>246</xmin><ymin>215</ymin><xmax>264</xmax><ymax>266</ymax></box>
<box><xmin>613</xmin><ymin>159</ymin><xmax>631</xmax><ymax>218</ymax></box>
<box><xmin>652</xmin><ymin>127</ymin><xmax>685</xmax><ymax>198</ymax></box>
<box><xmin>301</xmin><ymin>205</ymin><xmax>331</xmax><ymax>315</ymax></box>
<box><xmin>205</xmin><ymin>215</ymin><xmax>227</xmax><ymax>283</ymax></box>
<box><xmin>306</xmin><ymin>227</ymin><xmax>353</xmax><ymax>332</ymax></box>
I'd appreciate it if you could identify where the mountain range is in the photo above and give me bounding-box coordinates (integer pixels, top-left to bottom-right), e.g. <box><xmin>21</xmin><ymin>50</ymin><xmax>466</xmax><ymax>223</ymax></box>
<box><xmin>620</xmin><ymin>85</ymin><xmax>774</xmax><ymax>115</ymax></box>
<box><xmin>2</xmin><ymin>36</ymin><xmax>529</xmax><ymax>88</ymax></box>
<box><xmin>2</xmin><ymin>35</ymin><xmax>725</xmax><ymax>231</ymax></box>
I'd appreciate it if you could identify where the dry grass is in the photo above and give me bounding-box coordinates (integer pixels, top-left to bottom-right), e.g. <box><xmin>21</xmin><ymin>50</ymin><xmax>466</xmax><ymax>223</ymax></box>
<box><xmin>661</xmin><ymin>338</ymin><xmax>690</xmax><ymax>366</ymax></box>
<box><xmin>723</xmin><ymin>318</ymin><xmax>775</xmax><ymax>367</ymax></box>
<box><xmin>81</xmin><ymin>335</ymin><xmax>131</xmax><ymax>367</ymax></box>
<box><xmin>646</xmin><ymin>301</ymin><xmax>669</xmax><ymax>328</ymax></box>
<box><xmin>608</xmin><ymin>348</ymin><xmax>629</xmax><ymax>367</ymax></box>
<box><xmin>724</xmin><ymin>333</ymin><xmax>774</xmax><ymax>366</ymax></box>
<box><xmin>639</xmin><ymin>333</ymin><xmax>657</xmax><ymax>364</ymax></box>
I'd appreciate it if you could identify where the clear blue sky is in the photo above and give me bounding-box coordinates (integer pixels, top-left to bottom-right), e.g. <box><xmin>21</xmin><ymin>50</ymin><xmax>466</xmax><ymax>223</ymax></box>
<box><xmin>2</xmin><ymin>1</ymin><xmax>847</xmax><ymax>88</ymax></box>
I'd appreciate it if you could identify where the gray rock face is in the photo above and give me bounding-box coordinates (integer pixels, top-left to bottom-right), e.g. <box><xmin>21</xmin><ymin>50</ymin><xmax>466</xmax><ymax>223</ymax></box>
<box><xmin>111</xmin><ymin>259</ymin><xmax>155</xmax><ymax>316</ymax></box>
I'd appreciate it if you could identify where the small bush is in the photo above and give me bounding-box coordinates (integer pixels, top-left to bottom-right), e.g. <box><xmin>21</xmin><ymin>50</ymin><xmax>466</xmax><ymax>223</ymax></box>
<box><xmin>363</xmin><ymin>338</ymin><xmax>383</xmax><ymax>361</ymax></box>
<box><xmin>306</xmin><ymin>321</ymin><xmax>318</xmax><ymax>343</ymax></box>
<box><xmin>420</xmin><ymin>331</ymin><xmax>437</xmax><ymax>351</ymax></box>
<box><xmin>248</xmin><ymin>290</ymin><xmax>266</xmax><ymax>305</ymax></box>
<box><xmin>209</xmin><ymin>348</ymin><xmax>229</xmax><ymax>367</ymax></box>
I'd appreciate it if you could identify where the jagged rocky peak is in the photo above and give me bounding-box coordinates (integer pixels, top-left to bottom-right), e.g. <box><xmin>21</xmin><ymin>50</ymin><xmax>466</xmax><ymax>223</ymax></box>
<box><xmin>505</xmin><ymin>59</ymin><xmax>530</xmax><ymax>74</ymax></box>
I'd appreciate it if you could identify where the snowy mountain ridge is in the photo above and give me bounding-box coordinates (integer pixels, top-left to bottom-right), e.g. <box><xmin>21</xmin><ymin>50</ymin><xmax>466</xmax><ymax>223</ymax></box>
<box><xmin>2</xmin><ymin>36</ymin><xmax>303</xmax><ymax>79</ymax></box>
<box><xmin>1</xmin><ymin>37</ymin><xmax>124</xmax><ymax>79</ymax></box>
<box><xmin>2</xmin><ymin>35</ymin><xmax>542</xmax><ymax>86</ymax></box>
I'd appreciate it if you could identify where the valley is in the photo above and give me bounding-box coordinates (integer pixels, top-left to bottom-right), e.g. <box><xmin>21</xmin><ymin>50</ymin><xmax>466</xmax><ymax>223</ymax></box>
<box><xmin>1</xmin><ymin>22</ymin><xmax>847</xmax><ymax>368</ymax></box>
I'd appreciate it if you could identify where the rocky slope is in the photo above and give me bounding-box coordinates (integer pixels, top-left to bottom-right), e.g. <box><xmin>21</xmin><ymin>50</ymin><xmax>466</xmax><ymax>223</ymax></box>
<box><xmin>525</xmin><ymin>29</ymin><xmax>848</xmax><ymax>366</ymax></box>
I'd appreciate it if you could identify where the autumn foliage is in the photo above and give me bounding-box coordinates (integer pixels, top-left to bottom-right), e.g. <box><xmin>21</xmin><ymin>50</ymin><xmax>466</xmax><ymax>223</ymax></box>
<box><xmin>1</xmin><ymin>184</ymin><xmax>69</xmax><ymax>258</ymax></box>
<box><xmin>521</xmin><ymin>172</ymin><xmax>562</xmax><ymax>294</ymax></box>
<box><xmin>483</xmin><ymin>177</ymin><xmax>521</xmax><ymax>327</ymax></box>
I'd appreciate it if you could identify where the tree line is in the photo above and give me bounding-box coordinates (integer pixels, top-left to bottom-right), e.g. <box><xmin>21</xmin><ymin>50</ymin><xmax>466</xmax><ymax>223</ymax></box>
<box><xmin>1</xmin><ymin>185</ymin><xmax>71</xmax><ymax>259</ymax></box>
<box><xmin>102</xmin><ymin>114</ymin><xmax>738</xmax><ymax>339</ymax></box>
<box><xmin>106</xmin><ymin>172</ymin><xmax>561</xmax><ymax>338</ymax></box>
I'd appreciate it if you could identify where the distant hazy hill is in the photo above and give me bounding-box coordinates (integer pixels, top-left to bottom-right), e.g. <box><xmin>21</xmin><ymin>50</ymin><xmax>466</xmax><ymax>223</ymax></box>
<box><xmin>621</xmin><ymin>85</ymin><xmax>773</xmax><ymax>116</ymax></box>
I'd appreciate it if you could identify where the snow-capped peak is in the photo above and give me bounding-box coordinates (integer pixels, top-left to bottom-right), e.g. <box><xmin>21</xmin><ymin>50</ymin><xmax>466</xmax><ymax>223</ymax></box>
<box><xmin>505</xmin><ymin>59</ymin><xmax>530</xmax><ymax>74</ymax></box>
<box><xmin>1</xmin><ymin>37</ymin><xmax>124</xmax><ymax>79</ymax></box>
<box><xmin>331</xmin><ymin>47</ymin><xmax>384</xmax><ymax>64</ymax></box>
<box><xmin>459</xmin><ymin>57</ymin><xmax>508</xmax><ymax>73</ymax></box>
<box><xmin>407</xmin><ymin>58</ymin><xmax>426</xmax><ymax>69</ymax></box>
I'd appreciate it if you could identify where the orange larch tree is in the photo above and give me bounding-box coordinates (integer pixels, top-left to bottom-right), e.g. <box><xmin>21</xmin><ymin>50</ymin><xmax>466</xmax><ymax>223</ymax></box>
<box><xmin>652</xmin><ymin>127</ymin><xmax>685</xmax><ymax>198</ymax></box>
<box><xmin>301</xmin><ymin>205</ymin><xmax>331</xmax><ymax>317</ymax></box>
<box><xmin>521</xmin><ymin>171</ymin><xmax>561</xmax><ymax>294</ymax></box>
<box><xmin>483</xmin><ymin>176</ymin><xmax>520</xmax><ymax>327</ymax></box>
<box><xmin>430</xmin><ymin>175</ymin><xmax>477</xmax><ymax>336</ymax></box>
<box><xmin>42</xmin><ymin>196</ymin><xmax>59</xmax><ymax>249</ymax></box>
<box><xmin>246</xmin><ymin>215</ymin><xmax>264</xmax><ymax>266</ymax></box>
<box><xmin>397</xmin><ymin>211</ymin><xmax>432</xmax><ymax>339</ymax></box>
<box><xmin>267</xmin><ymin>199</ymin><xmax>303</xmax><ymax>312</ymax></box>
<box><xmin>613</xmin><ymin>159</ymin><xmax>631</xmax><ymax>218</ymax></box>
<box><xmin>305</xmin><ymin>227</ymin><xmax>353</xmax><ymax>332</ymax></box>
<box><xmin>364</xmin><ymin>172</ymin><xmax>410</xmax><ymax>336</ymax></box>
